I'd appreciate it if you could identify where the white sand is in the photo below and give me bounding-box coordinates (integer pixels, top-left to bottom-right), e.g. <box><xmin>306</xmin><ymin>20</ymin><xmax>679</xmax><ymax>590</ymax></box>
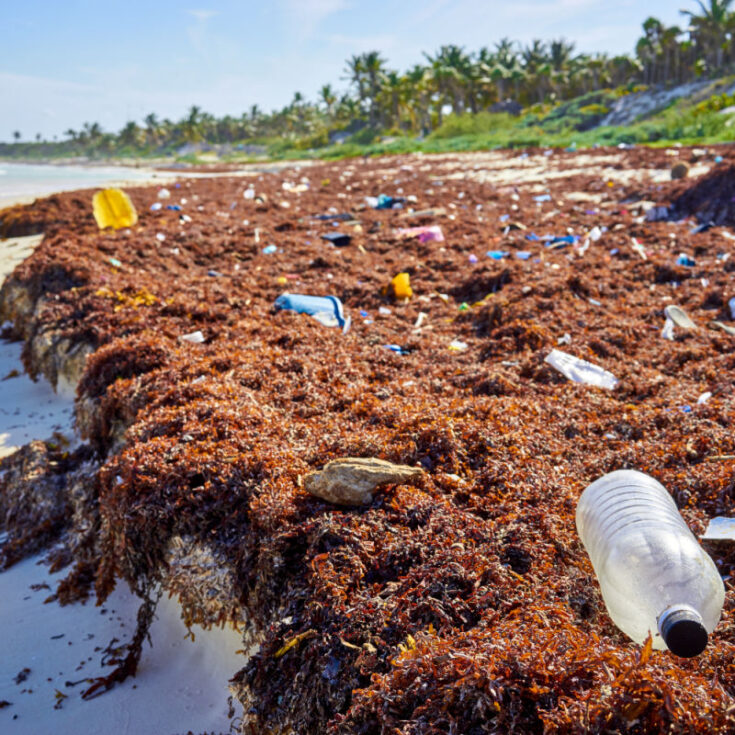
<box><xmin>0</xmin><ymin>234</ymin><xmax>245</xmax><ymax>733</ymax></box>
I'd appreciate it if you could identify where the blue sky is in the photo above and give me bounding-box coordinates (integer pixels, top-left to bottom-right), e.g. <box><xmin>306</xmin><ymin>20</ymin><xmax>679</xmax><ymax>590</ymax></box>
<box><xmin>3</xmin><ymin>0</ymin><xmax>691</xmax><ymax>142</ymax></box>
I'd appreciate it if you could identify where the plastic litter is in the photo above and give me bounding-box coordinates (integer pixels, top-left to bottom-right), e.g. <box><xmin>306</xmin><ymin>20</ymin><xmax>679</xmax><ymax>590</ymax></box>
<box><xmin>150</xmin><ymin>202</ymin><xmax>163</xmax><ymax>212</ymax></box>
<box><xmin>109</xmin><ymin>258</ymin><xmax>122</xmax><ymax>268</ymax></box>
<box><xmin>698</xmin><ymin>391</ymin><xmax>712</xmax><ymax>404</ymax></box>
<box><xmin>710</xmin><ymin>320</ymin><xmax>735</xmax><ymax>335</ymax></box>
<box><xmin>384</xmin><ymin>273</ymin><xmax>413</xmax><ymax>300</ymax></box>
<box><xmin>677</xmin><ymin>253</ymin><xmax>696</xmax><ymax>267</ymax></box>
<box><xmin>366</xmin><ymin>194</ymin><xmax>405</xmax><ymax>210</ymax></box>
<box><xmin>533</xmin><ymin>194</ymin><xmax>552</xmax><ymax>203</ymax></box>
<box><xmin>545</xmin><ymin>349</ymin><xmax>618</xmax><ymax>389</ymax></box>
<box><xmin>702</xmin><ymin>516</ymin><xmax>735</xmax><ymax>541</ymax></box>
<box><xmin>321</xmin><ymin>232</ymin><xmax>351</xmax><ymax>247</ymax></box>
<box><xmin>243</xmin><ymin>188</ymin><xmax>256</xmax><ymax>200</ymax></box>
<box><xmin>664</xmin><ymin>305</ymin><xmax>697</xmax><ymax>329</ymax></box>
<box><xmin>662</xmin><ymin>317</ymin><xmax>676</xmax><ymax>340</ymax></box>
<box><xmin>515</xmin><ymin>251</ymin><xmax>532</xmax><ymax>260</ymax></box>
<box><xmin>729</xmin><ymin>297</ymin><xmax>735</xmax><ymax>320</ymax></box>
<box><xmin>715</xmin><ymin>155</ymin><xmax>724</xmax><ymax>164</ymax></box>
<box><xmin>384</xmin><ymin>344</ymin><xmax>407</xmax><ymax>354</ymax></box>
<box><xmin>448</xmin><ymin>340</ymin><xmax>468</xmax><ymax>351</ymax></box>
<box><xmin>166</xmin><ymin>204</ymin><xmax>182</xmax><ymax>212</ymax></box>
<box><xmin>468</xmin><ymin>254</ymin><xmax>478</xmax><ymax>263</ymax></box>
<box><xmin>577</xmin><ymin>469</ymin><xmax>724</xmax><ymax>656</ymax></box>
<box><xmin>274</xmin><ymin>293</ymin><xmax>349</xmax><ymax>330</ymax></box>
<box><xmin>157</xmin><ymin>188</ymin><xmax>171</xmax><ymax>199</ymax></box>
<box><xmin>690</xmin><ymin>221</ymin><xmax>714</xmax><ymax>234</ymax></box>
<box><xmin>180</xmin><ymin>330</ymin><xmax>205</xmax><ymax>344</ymax></box>
<box><xmin>396</xmin><ymin>225</ymin><xmax>444</xmax><ymax>243</ymax></box>
<box><xmin>486</xmin><ymin>250</ymin><xmax>509</xmax><ymax>260</ymax></box>
<box><xmin>262</xmin><ymin>245</ymin><xmax>277</xmax><ymax>255</ymax></box>
<box><xmin>92</xmin><ymin>188</ymin><xmax>138</xmax><ymax>230</ymax></box>
<box><xmin>631</xmin><ymin>238</ymin><xmax>648</xmax><ymax>260</ymax></box>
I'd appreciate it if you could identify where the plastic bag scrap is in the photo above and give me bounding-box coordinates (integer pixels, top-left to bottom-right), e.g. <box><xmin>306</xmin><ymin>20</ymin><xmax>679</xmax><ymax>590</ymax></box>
<box><xmin>545</xmin><ymin>349</ymin><xmax>619</xmax><ymax>390</ymax></box>
<box><xmin>395</xmin><ymin>225</ymin><xmax>444</xmax><ymax>243</ymax></box>
<box><xmin>274</xmin><ymin>293</ymin><xmax>350</xmax><ymax>331</ymax></box>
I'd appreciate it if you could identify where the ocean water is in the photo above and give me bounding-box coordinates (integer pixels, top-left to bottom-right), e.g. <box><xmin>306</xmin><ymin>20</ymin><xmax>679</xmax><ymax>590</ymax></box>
<box><xmin>0</xmin><ymin>162</ymin><xmax>171</xmax><ymax>202</ymax></box>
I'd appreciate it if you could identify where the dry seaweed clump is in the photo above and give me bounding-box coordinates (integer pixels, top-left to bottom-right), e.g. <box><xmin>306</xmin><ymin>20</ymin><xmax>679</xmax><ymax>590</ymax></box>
<box><xmin>2</xmin><ymin>147</ymin><xmax>735</xmax><ymax>732</ymax></box>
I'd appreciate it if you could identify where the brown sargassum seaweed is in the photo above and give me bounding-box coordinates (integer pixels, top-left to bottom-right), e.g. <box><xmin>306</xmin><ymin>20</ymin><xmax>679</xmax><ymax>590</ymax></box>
<box><xmin>2</xmin><ymin>147</ymin><xmax>735</xmax><ymax>733</ymax></box>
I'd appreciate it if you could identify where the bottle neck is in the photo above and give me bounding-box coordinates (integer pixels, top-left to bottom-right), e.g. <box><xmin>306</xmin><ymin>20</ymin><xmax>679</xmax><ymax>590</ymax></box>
<box><xmin>658</xmin><ymin>604</ymin><xmax>708</xmax><ymax>658</ymax></box>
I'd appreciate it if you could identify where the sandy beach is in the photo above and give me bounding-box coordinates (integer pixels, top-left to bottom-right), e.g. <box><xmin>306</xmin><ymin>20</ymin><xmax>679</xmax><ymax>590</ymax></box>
<box><xmin>0</xmin><ymin>231</ymin><xmax>244</xmax><ymax>733</ymax></box>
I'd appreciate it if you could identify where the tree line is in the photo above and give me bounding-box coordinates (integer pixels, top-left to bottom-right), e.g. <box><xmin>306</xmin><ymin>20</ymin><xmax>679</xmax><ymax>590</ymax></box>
<box><xmin>7</xmin><ymin>1</ymin><xmax>735</xmax><ymax>155</ymax></box>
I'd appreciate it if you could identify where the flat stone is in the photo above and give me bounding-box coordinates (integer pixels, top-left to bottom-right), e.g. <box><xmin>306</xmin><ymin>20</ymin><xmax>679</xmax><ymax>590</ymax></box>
<box><xmin>304</xmin><ymin>457</ymin><xmax>424</xmax><ymax>506</ymax></box>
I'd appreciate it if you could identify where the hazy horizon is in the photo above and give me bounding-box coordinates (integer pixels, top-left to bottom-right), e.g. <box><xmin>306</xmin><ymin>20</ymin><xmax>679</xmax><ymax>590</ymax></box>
<box><xmin>4</xmin><ymin>0</ymin><xmax>689</xmax><ymax>143</ymax></box>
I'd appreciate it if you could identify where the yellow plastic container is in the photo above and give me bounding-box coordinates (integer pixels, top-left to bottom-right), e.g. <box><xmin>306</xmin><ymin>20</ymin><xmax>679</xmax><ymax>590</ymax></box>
<box><xmin>93</xmin><ymin>188</ymin><xmax>138</xmax><ymax>230</ymax></box>
<box><xmin>390</xmin><ymin>272</ymin><xmax>413</xmax><ymax>300</ymax></box>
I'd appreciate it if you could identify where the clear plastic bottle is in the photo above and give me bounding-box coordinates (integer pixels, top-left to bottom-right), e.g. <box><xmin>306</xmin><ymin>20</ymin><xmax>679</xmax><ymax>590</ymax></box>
<box><xmin>576</xmin><ymin>469</ymin><xmax>724</xmax><ymax>657</ymax></box>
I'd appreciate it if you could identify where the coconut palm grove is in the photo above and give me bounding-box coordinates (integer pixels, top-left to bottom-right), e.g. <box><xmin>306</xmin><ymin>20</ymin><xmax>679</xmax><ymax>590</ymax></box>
<box><xmin>4</xmin><ymin>2</ymin><xmax>735</xmax><ymax>160</ymax></box>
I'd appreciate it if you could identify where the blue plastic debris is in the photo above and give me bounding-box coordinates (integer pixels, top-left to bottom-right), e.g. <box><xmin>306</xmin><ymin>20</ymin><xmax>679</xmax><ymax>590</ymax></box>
<box><xmin>526</xmin><ymin>232</ymin><xmax>540</xmax><ymax>242</ymax></box>
<box><xmin>715</xmin><ymin>155</ymin><xmax>724</xmax><ymax>164</ymax></box>
<box><xmin>166</xmin><ymin>204</ymin><xmax>182</xmax><ymax>211</ymax></box>
<box><xmin>486</xmin><ymin>250</ymin><xmax>509</xmax><ymax>260</ymax></box>
<box><xmin>208</xmin><ymin>270</ymin><xmax>223</xmax><ymax>277</ymax></box>
<box><xmin>384</xmin><ymin>344</ymin><xmax>407</xmax><ymax>354</ymax></box>
<box><xmin>468</xmin><ymin>254</ymin><xmax>478</xmax><ymax>263</ymax></box>
<box><xmin>321</xmin><ymin>232</ymin><xmax>351</xmax><ymax>247</ymax></box>
<box><xmin>681</xmin><ymin>405</ymin><xmax>692</xmax><ymax>413</ymax></box>
<box><xmin>690</xmin><ymin>221</ymin><xmax>714</xmax><ymax>234</ymax></box>
<box><xmin>676</xmin><ymin>254</ymin><xmax>696</xmax><ymax>267</ymax></box>
<box><xmin>533</xmin><ymin>194</ymin><xmax>552</xmax><ymax>203</ymax></box>
<box><xmin>263</xmin><ymin>245</ymin><xmax>278</xmax><ymax>255</ymax></box>
<box><xmin>515</xmin><ymin>251</ymin><xmax>532</xmax><ymax>260</ymax></box>
<box><xmin>274</xmin><ymin>293</ymin><xmax>349</xmax><ymax>330</ymax></box>
<box><xmin>150</xmin><ymin>202</ymin><xmax>162</xmax><ymax>211</ymax></box>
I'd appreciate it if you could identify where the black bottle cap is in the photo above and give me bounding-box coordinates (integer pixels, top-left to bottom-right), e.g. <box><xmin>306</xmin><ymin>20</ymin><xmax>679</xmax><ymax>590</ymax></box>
<box><xmin>660</xmin><ymin>609</ymin><xmax>708</xmax><ymax>658</ymax></box>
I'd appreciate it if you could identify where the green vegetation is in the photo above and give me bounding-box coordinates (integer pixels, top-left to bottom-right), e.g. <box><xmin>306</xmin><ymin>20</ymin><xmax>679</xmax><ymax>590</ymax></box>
<box><xmin>3</xmin><ymin>2</ymin><xmax>735</xmax><ymax>161</ymax></box>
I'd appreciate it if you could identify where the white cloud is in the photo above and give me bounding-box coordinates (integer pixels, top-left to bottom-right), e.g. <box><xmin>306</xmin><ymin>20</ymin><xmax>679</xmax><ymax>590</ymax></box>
<box><xmin>278</xmin><ymin>0</ymin><xmax>350</xmax><ymax>38</ymax></box>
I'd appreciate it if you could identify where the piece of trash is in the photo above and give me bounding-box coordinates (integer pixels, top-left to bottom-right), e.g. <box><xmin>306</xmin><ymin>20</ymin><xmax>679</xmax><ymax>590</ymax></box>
<box><xmin>109</xmin><ymin>258</ymin><xmax>122</xmax><ymax>268</ymax></box>
<box><xmin>545</xmin><ymin>349</ymin><xmax>618</xmax><ymax>389</ymax></box>
<box><xmin>92</xmin><ymin>189</ymin><xmax>138</xmax><ymax>230</ymax></box>
<box><xmin>448</xmin><ymin>339</ymin><xmax>468</xmax><ymax>351</ymax></box>
<box><xmin>458</xmin><ymin>302</ymin><xmax>470</xmax><ymax>311</ymax></box>
<box><xmin>487</xmin><ymin>250</ymin><xmax>509</xmax><ymax>260</ymax></box>
<box><xmin>158</xmin><ymin>188</ymin><xmax>171</xmax><ymax>199</ymax></box>
<box><xmin>366</xmin><ymin>194</ymin><xmax>404</xmax><ymax>210</ymax></box>
<box><xmin>515</xmin><ymin>251</ymin><xmax>532</xmax><ymax>260</ymax></box>
<box><xmin>691</xmin><ymin>222</ymin><xmax>714</xmax><ymax>234</ymax></box>
<box><xmin>378</xmin><ymin>306</ymin><xmax>392</xmax><ymax>316</ymax></box>
<box><xmin>396</xmin><ymin>225</ymin><xmax>444</xmax><ymax>243</ymax></box>
<box><xmin>534</xmin><ymin>194</ymin><xmax>552</xmax><ymax>203</ymax></box>
<box><xmin>557</xmin><ymin>333</ymin><xmax>572</xmax><ymax>346</ymax></box>
<box><xmin>588</xmin><ymin>226</ymin><xmax>602</xmax><ymax>241</ymax></box>
<box><xmin>383</xmin><ymin>273</ymin><xmax>413</xmax><ymax>300</ymax></box>
<box><xmin>468</xmin><ymin>254</ymin><xmax>478</xmax><ymax>264</ymax></box>
<box><xmin>681</xmin><ymin>404</ymin><xmax>692</xmax><ymax>413</ymax></box>
<box><xmin>314</xmin><ymin>213</ymin><xmax>352</xmax><ymax>221</ymax></box>
<box><xmin>547</xmin><ymin>235</ymin><xmax>577</xmax><ymax>248</ymax></box>
<box><xmin>665</xmin><ymin>305</ymin><xmax>697</xmax><ymax>329</ymax></box>
<box><xmin>676</xmin><ymin>253</ymin><xmax>696</xmax><ymax>267</ymax></box>
<box><xmin>715</xmin><ymin>155</ymin><xmax>724</xmax><ymax>164</ymax></box>
<box><xmin>414</xmin><ymin>312</ymin><xmax>427</xmax><ymax>329</ymax></box>
<box><xmin>180</xmin><ymin>330</ymin><xmax>205</xmax><ymax>344</ymax></box>
<box><xmin>711</xmin><ymin>320</ymin><xmax>735</xmax><ymax>335</ymax></box>
<box><xmin>384</xmin><ymin>344</ymin><xmax>407</xmax><ymax>354</ymax></box>
<box><xmin>728</xmin><ymin>297</ymin><xmax>735</xmax><ymax>320</ymax></box>
<box><xmin>321</xmin><ymin>232</ymin><xmax>351</xmax><ymax>247</ymax></box>
<box><xmin>243</xmin><ymin>188</ymin><xmax>256</xmax><ymax>199</ymax></box>
<box><xmin>274</xmin><ymin>293</ymin><xmax>349</xmax><ymax>330</ymax></box>
<box><xmin>631</xmin><ymin>238</ymin><xmax>648</xmax><ymax>260</ymax></box>
<box><xmin>208</xmin><ymin>270</ymin><xmax>223</xmax><ymax>278</ymax></box>
<box><xmin>698</xmin><ymin>391</ymin><xmax>712</xmax><ymax>404</ymax></box>
<box><xmin>304</xmin><ymin>457</ymin><xmax>424</xmax><ymax>506</ymax></box>
<box><xmin>588</xmin><ymin>298</ymin><xmax>602</xmax><ymax>306</ymax></box>
<box><xmin>156</xmin><ymin>232</ymin><xmax>166</xmax><ymax>242</ymax></box>
<box><xmin>662</xmin><ymin>317</ymin><xmax>676</xmax><ymax>340</ymax></box>
<box><xmin>150</xmin><ymin>202</ymin><xmax>162</xmax><ymax>212</ymax></box>
<box><xmin>702</xmin><ymin>517</ymin><xmax>735</xmax><ymax>541</ymax></box>
<box><xmin>263</xmin><ymin>245</ymin><xmax>277</xmax><ymax>255</ymax></box>
<box><xmin>526</xmin><ymin>232</ymin><xmax>540</xmax><ymax>242</ymax></box>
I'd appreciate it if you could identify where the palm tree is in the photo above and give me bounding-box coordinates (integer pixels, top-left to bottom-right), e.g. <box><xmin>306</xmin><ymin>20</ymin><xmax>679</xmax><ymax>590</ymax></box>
<box><xmin>681</xmin><ymin>0</ymin><xmax>734</xmax><ymax>70</ymax></box>
<box><xmin>319</xmin><ymin>84</ymin><xmax>337</xmax><ymax>117</ymax></box>
<box><xmin>12</xmin><ymin>131</ymin><xmax>20</xmax><ymax>142</ymax></box>
<box><xmin>424</xmin><ymin>45</ymin><xmax>473</xmax><ymax>116</ymax></box>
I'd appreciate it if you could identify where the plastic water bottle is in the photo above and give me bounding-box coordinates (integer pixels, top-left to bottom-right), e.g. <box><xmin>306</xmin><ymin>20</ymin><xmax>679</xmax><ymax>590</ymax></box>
<box><xmin>576</xmin><ymin>469</ymin><xmax>724</xmax><ymax>657</ymax></box>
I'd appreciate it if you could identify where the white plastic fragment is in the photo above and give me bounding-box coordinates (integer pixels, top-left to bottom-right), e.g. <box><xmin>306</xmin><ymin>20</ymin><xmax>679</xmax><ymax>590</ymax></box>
<box><xmin>697</xmin><ymin>391</ymin><xmax>712</xmax><ymax>404</ymax></box>
<box><xmin>664</xmin><ymin>304</ymin><xmax>697</xmax><ymax>329</ymax></box>
<box><xmin>702</xmin><ymin>517</ymin><xmax>735</xmax><ymax>541</ymax></box>
<box><xmin>180</xmin><ymin>330</ymin><xmax>206</xmax><ymax>344</ymax></box>
<box><xmin>662</xmin><ymin>317</ymin><xmax>676</xmax><ymax>341</ymax></box>
<box><xmin>448</xmin><ymin>339</ymin><xmax>468</xmax><ymax>351</ymax></box>
<box><xmin>545</xmin><ymin>349</ymin><xmax>619</xmax><ymax>390</ymax></box>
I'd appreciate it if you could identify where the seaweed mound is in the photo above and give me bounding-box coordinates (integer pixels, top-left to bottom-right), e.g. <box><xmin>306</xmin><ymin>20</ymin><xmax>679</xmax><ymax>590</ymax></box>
<box><xmin>2</xmin><ymin>147</ymin><xmax>735</xmax><ymax>733</ymax></box>
<box><xmin>670</xmin><ymin>163</ymin><xmax>735</xmax><ymax>225</ymax></box>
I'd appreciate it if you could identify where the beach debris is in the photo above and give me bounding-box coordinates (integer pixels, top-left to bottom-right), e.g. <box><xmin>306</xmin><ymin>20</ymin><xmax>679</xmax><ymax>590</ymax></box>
<box><xmin>631</xmin><ymin>237</ymin><xmax>648</xmax><ymax>260</ymax></box>
<box><xmin>671</xmin><ymin>162</ymin><xmax>690</xmax><ymax>180</ymax></box>
<box><xmin>243</xmin><ymin>188</ymin><xmax>256</xmax><ymax>200</ymax></box>
<box><xmin>676</xmin><ymin>253</ymin><xmax>696</xmax><ymax>267</ymax></box>
<box><xmin>396</xmin><ymin>225</ymin><xmax>444</xmax><ymax>243</ymax></box>
<box><xmin>366</xmin><ymin>194</ymin><xmax>405</xmax><ymax>210</ymax></box>
<box><xmin>303</xmin><ymin>457</ymin><xmax>424</xmax><ymax>506</ymax></box>
<box><xmin>92</xmin><ymin>189</ymin><xmax>138</xmax><ymax>230</ymax></box>
<box><xmin>448</xmin><ymin>339</ymin><xmax>468</xmax><ymax>351</ymax></box>
<box><xmin>698</xmin><ymin>391</ymin><xmax>712</xmax><ymax>404</ymax></box>
<box><xmin>180</xmin><ymin>330</ymin><xmax>206</xmax><ymax>344</ymax></box>
<box><xmin>728</xmin><ymin>296</ymin><xmax>735</xmax><ymax>320</ymax></box>
<box><xmin>487</xmin><ymin>250</ymin><xmax>509</xmax><ymax>260</ymax></box>
<box><xmin>157</xmin><ymin>188</ymin><xmax>171</xmax><ymax>199</ymax></box>
<box><xmin>545</xmin><ymin>349</ymin><xmax>619</xmax><ymax>389</ymax></box>
<box><xmin>274</xmin><ymin>293</ymin><xmax>349</xmax><ymax>329</ymax></box>
<box><xmin>701</xmin><ymin>517</ymin><xmax>735</xmax><ymax>541</ymax></box>
<box><xmin>646</xmin><ymin>205</ymin><xmax>669</xmax><ymax>222</ymax></box>
<box><xmin>710</xmin><ymin>320</ymin><xmax>735</xmax><ymax>335</ymax></box>
<box><xmin>664</xmin><ymin>305</ymin><xmax>697</xmax><ymax>330</ymax></box>
<box><xmin>262</xmin><ymin>244</ymin><xmax>277</xmax><ymax>254</ymax></box>
<box><xmin>150</xmin><ymin>202</ymin><xmax>163</xmax><ymax>212</ymax></box>
<box><xmin>383</xmin><ymin>272</ymin><xmax>413</xmax><ymax>300</ymax></box>
<box><xmin>321</xmin><ymin>232</ymin><xmax>351</xmax><ymax>247</ymax></box>
<box><xmin>400</xmin><ymin>207</ymin><xmax>446</xmax><ymax>219</ymax></box>
<box><xmin>662</xmin><ymin>317</ymin><xmax>676</xmax><ymax>340</ymax></box>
